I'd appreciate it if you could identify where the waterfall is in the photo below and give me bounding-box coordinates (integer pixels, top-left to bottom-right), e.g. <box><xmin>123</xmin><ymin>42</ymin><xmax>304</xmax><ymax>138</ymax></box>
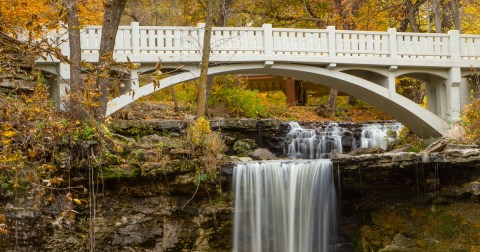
<box><xmin>285</xmin><ymin>122</ymin><xmax>349</xmax><ymax>159</ymax></box>
<box><xmin>360</xmin><ymin>122</ymin><xmax>403</xmax><ymax>150</ymax></box>
<box><xmin>233</xmin><ymin>160</ymin><xmax>337</xmax><ymax>252</ymax></box>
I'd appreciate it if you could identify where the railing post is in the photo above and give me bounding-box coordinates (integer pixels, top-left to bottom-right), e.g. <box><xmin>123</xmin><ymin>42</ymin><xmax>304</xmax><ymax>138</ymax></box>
<box><xmin>131</xmin><ymin>22</ymin><xmax>140</xmax><ymax>54</ymax></box>
<box><xmin>197</xmin><ymin>23</ymin><xmax>206</xmax><ymax>53</ymax></box>
<box><xmin>448</xmin><ymin>30</ymin><xmax>460</xmax><ymax>61</ymax></box>
<box><xmin>263</xmin><ymin>24</ymin><xmax>273</xmax><ymax>56</ymax></box>
<box><xmin>327</xmin><ymin>26</ymin><xmax>336</xmax><ymax>59</ymax></box>
<box><xmin>388</xmin><ymin>28</ymin><xmax>398</xmax><ymax>60</ymax></box>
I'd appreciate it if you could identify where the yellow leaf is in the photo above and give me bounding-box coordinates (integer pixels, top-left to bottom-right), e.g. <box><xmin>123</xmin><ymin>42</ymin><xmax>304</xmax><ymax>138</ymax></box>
<box><xmin>3</xmin><ymin>130</ymin><xmax>16</xmax><ymax>138</ymax></box>
<box><xmin>73</xmin><ymin>199</ymin><xmax>82</xmax><ymax>206</ymax></box>
<box><xmin>28</xmin><ymin>149</ymin><xmax>37</xmax><ymax>158</ymax></box>
<box><xmin>2</xmin><ymin>123</ymin><xmax>13</xmax><ymax>131</ymax></box>
<box><xmin>1</xmin><ymin>139</ymin><xmax>12</xmax><ymax>144</ymax></box>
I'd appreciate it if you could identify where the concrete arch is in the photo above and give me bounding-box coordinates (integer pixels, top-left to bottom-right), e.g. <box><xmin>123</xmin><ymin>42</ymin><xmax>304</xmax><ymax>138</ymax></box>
<box><xmin>337</xmin><ymin>66</ymin><xmax>388</xmax><ymax>78</ymax></box>
<box><xmin>396</xmin><ymin>70</ymin><xmax>448</xmax><ymax>81</ymax></box>
<box><xmin>107</xmin><ymin>63</ymin><xmax>449</xmax><ymax>137</ymax></box>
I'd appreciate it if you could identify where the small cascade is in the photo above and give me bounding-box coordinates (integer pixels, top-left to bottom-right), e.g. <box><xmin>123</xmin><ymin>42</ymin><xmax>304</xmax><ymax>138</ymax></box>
<box><xmin>360</xmin><ymin>122</ymin><xmax>403</xmax><ymax>150</ymax></box>
<box><xmin>285</xmin><ymin>122</ymin><xmax>350</xmax><ymax>159</ymax></box>
<box><xmin>233</xmin><ymin>160</ymin><xmax>337</xmax><ymax>252</ymax></box>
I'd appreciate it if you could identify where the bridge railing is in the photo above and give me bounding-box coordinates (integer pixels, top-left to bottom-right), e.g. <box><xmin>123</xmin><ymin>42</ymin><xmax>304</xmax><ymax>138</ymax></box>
<box><xmin>46</xmin><ymin>23</ymin><xmax>480</xmax><ymax>63</ymax></box>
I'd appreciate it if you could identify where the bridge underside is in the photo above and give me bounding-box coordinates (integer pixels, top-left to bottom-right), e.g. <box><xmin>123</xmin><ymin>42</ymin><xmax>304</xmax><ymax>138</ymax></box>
<box><xmin>107</xmin><ymin>63</ymin><xmax>450</xmax><ymax>138</ymax></box>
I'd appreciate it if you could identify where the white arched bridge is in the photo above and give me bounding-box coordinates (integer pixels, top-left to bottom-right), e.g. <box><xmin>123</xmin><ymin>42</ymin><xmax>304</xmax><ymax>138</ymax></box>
<box><xmin>36</xmin><ymin>22</ymin><xmax>480</xmax><ymax>138</ymax></box>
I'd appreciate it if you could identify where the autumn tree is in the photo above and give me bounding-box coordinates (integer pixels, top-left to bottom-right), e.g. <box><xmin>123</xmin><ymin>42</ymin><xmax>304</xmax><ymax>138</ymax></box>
<box><xmin>94</xmin><ymin>0</ymin><xmax>127</xmax><ymax>121</ymax></box>
<box><xmin>65</xmin><ymin>0</ymin><xmax>85</xmax><ymax>118</ymax></box>
<box><xmin>196</xmin><ymin>0</ymin><xmax>215</xmax><ymax>118</ymax></box>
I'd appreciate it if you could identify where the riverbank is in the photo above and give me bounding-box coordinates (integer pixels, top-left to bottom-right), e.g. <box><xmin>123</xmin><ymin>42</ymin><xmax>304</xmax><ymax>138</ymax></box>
<box><xmin>1</xmin><ymin>118</ymin><xmax>479</xmax><ymax>251</ymax></box>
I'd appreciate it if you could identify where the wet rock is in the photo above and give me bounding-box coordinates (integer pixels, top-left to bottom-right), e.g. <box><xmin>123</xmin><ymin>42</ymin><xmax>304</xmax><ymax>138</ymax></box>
<box><xmin>349</xmin><ymin>147</ymin><xmax>383</xmax><ymax>155</ymax></box>
<box><xmin>251</xmin><ymin>148</ymin><xmax>277</xmax><ymax>160</ymax></box>
<box><xmin>330</xmin><ymin>149</ymin><xmax>351</xmax><ymax>159</ymax></box>
<box><xmin>466</xmin><ymin>181</ymin><xmax>480</xmax><ymax>196</ymax></box>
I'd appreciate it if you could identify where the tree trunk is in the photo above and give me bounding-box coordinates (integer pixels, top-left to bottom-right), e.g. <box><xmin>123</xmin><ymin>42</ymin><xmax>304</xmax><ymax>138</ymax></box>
<box><xmin>196</xmin><ymin>0</ymin><xmax>214</xmax><ymax>118</ymax></box>
<box><xmin>171</xmin><ymin>86</ymin><xmax>179</xmax><ymax>112</ymax></box>
<box><xmin>215</xmin><ymin>0</ymin><xmax>236</xmax><ymax>26</ymax></box>
<box><xmin>66</xmin><ymin>0</ymin><xmax>86</xmax><ymax>119</ymax></box>
<box><xmin>399</xmin><ymin>0</ymin><xmax>426</xmax><ymax>32</ymax></box>
<box><xmin>426</xmin><ymin>0</ymin><xmax>431</xmax><ymax>32</ymax></box>
<box><xmin>327</xmin><ymin>88</ymin><xmax>338</xmax><ymax>116</ymax></box>
<box><xmin>406</xmin><ymin>1</ymin><xmax>420</xmax><ymax>32</ymax></box>
<box><xmin>348</xmin><ymin>95</ymin><xmax>357</xmax><ymax>105</ymax></box>
<box><xmin>450</xmin><ymin>0</ymin><xmax>461</xmax><ymax>32</ymax></box>
<box><xmin>307</xmin><ymin>0</ymin><xmax>342</xmax><ymax>114</ymax></box>
<box><xmin>202</xmin><ymin>0</ymin><xmax>236</xmax><ymax>114</ymax></box>
<box><xmin>433</xmin><ymin>0</ymin><xmax>442</xmax><ymax>32</ymax></box>
<box><xmin>94</xmin><ymin>0</ymin><xmax>127</xmax><ymax>121</ymax></box>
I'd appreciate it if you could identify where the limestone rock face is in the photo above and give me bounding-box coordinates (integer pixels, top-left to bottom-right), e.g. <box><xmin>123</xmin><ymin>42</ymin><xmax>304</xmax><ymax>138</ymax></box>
<box><xmin>232</xmin><ymin>139</ymin><xmax>257</xmax><ymax>157</ymax></box>
<box><xmin>379</xmin><ymin>233</ymin><xmax>415</xmax><ymax>252</ymax></box>
<box><xmin>422</xmin><ymin>139</ymin><xmax>447</xmax><ymax>154</ymax></box>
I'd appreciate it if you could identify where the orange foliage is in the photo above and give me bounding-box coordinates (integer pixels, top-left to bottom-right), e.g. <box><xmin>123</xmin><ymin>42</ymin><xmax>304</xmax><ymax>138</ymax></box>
<box><xmin>461</xmin><ymin>99</ymin><xmax>480</xmax><ymax>143</ymax></box>
<box><xmin>77</xmin><ymin>0</ymin><xmax>104</xmax><ymax>25</ymax></box>
<box><xmin>0</xmin><ymin>0</ymin><xmax>103</xmax><ymax>36</ymax></box>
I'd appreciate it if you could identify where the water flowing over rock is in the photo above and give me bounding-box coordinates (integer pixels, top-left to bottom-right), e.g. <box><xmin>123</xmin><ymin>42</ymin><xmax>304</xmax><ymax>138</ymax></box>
<box><xmin>233</xmin><ymin>160</ymin><xmax>337</xmax><ymax>252</ymax></box>
<box><xmin>284</xmin><ymin>121</ymin><xmax>402</xmax><ymax>158</ymax></box>
<box><xmin>285</xmin><ymin>122</ymin><xmax>352</xmax><ymax>159</ymax></box>
<box><xmin>360</xmin><ymin>122</ymin><xmax>403</xmax><ymax>150</ymax></box>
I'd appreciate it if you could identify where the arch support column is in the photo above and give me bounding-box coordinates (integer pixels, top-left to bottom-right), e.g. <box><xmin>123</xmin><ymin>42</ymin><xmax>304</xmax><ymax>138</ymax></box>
<box><xmin>446</xmin><ymin>67</ymin><xmax>462</xmax><ymax>121</ymax></box>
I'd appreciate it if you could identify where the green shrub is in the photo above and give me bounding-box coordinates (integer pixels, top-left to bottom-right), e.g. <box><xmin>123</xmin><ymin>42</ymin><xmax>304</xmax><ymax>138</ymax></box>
<box><xmin>186</xmin><ymin>117</ymin><xmax>226</xmax><ymax>182</ymax></box>
<box><xmin>209</xmin><ymin>77</ymin><xmax>287</xmax><ymax>118</ymax></box>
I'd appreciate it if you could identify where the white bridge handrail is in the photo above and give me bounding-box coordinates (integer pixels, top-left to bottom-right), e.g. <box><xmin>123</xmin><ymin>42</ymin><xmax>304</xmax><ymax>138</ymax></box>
<box><xmin>40</xmin><ymin>23</ymin><xmax>480</xmax><ymax>67</ymax></box>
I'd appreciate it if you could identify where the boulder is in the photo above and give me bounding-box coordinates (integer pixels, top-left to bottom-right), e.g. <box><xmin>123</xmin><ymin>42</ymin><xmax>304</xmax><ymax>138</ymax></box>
<box><xmin>251</xmin><ymin>148</ymin><xmax>277</xmax><ymax>160</ymax></box>
<box><xmin>444</xmin><ymin>125</ymin><xmax>465</xmax><ymax>142</ymax></box>
<box><xmin>422</xmin><ymin>139</ymin><xmax>447</xmax><ymax>154</ymax></box>
<box><xmin>233</xmin><ymin>139</ymin><xmax>257</xmax><ymax>156</ymax></box>
<box><xmin>379</xmin><ymin>233</ymin><xmax>416</xmax><ymax>252</ymax></box>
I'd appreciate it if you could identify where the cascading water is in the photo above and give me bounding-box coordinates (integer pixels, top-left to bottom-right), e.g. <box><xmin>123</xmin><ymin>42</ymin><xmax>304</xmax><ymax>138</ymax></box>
<box><xmin>233</xmin><ymin>121</ymin><xmax>402</xmax><ymax>252</ymax></box>
<box><xmin>233</xmin><ymin>160</ymin><xmax>337</xmax><ymax>252</ymax></box>
<box><xmin>285</xmin><ymin>122</ymin><xmax>352</xmax><ymax>159</ymax></box>
<box><xmin>360</xmin><ymin>122</ymin><xmax>403</xmax><ymax>150</ymax></box>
